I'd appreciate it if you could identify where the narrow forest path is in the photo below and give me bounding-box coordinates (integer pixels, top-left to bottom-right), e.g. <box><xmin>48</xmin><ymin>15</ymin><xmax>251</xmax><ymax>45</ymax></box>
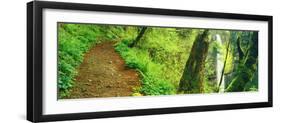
<box><xmin>68</xmin><ymin>41</ymin><xmax>141</xmax><ymax>99</ymax></box>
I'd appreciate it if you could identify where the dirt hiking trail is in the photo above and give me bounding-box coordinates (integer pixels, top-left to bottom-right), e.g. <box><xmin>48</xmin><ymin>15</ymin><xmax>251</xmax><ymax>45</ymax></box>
<box><xmin>67</xmin><ymin>41</ymin><xmax>141</xmax><ymax>99</ymax></box>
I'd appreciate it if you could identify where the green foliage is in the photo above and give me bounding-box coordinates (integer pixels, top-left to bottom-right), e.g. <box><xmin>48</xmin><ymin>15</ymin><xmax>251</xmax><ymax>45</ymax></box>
<box><xmin>226</xmin><ymin>57</ymin><xmax>258</xmax><ymax>92</ymax></box>
<box><xmin>115</xmin><ymin>28</ymin><xmax>201</xmax><ymax>95</ymax></box>
<box><xmin>225</xmin><ymin>31</ymin><xmax>258</xmax><ymax>92</ymax></box>
<box><xmin>203</xmin><ymin>78</ymin><xmax>217</xmax><ymax>93</ymax></box>
<box><xmin>244</xmin><ymin>69</ymin><xmax>258</xmax><ymax>91</ymax></box>
<box><xmin>114</xmin><ymin>28</ymin><xmax>202</xmax><ymax>95</ymax></box>
<box><xmin>59</xmin><ymin>22</ymin><xmax>258</xmax><ymax>97</ymax></box>
<box><xmin>58</xmin><ymin>23</ymin><xmax>133</xmax><ymax>97</ymax></box>
<box><xmin>58</xmin><ymin>23</ymin><xmax>139</xmax><ymax>98</ymax></box>
<box><xmin>58</xmin><ymin>23</ymin><xmax>103</xmax><ymax>97</ymax></box>
<box><xmin>115</xmin><ymin>40</ymin><xmax>176</xmax><ymax>95</ymax></box>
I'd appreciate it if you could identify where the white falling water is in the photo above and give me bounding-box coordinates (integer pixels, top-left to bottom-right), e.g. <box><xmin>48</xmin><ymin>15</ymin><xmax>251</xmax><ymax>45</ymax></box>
<box><xmin>216</xmin><ymin>34</ymin><xmax>225</xmax><ymax>92</ymax></box>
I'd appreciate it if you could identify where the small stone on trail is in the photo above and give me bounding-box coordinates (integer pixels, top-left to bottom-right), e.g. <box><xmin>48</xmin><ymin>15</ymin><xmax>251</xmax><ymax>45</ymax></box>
<box><xmin>85</xmin><ymin>83</ymin><xmax>91</xmax><ymax>86</ymax></box>
<box><xmin>88</xmin><ymin>79</ymin><xmax>92</xmax><ymax>82</ymax></box>
<box><xmin>109</xmin><ymin>61</ymin><xmax>113</xmax><ymax>64</ymax></box>
<box><xmin>81</xmin><ymin>88</ymin><xmax>87</xmax><ymax>92</ymax></box>
<box><xmin>106</xmin><ymin>85</ymin><xmax>113</xmax><ymax>88</ymax></box>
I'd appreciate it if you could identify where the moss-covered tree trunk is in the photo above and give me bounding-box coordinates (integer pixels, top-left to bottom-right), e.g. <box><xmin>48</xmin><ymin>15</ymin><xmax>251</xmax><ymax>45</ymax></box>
<box><xmin>129</xmin><ymin>27</ymin><xmax>148</xmax><ymax>47</ymax></box>
<box><xmin>217</xmin><ymin>39</ymin><xmax>231</xmax><ymax>92</ymax></box>
<box><xmin>178</xmin><ymin>30</ymin><xmax>210</xmax><ymax>93</ymax></box>
<box><xmin>226</xmin><ymin>32</ymin><xmax>258</xmax><ymax>92</ymax></box>
<box><xmin>236</xmin><ymin>37</ymin><xmax>244</xmax><ymax>61</ymax></box>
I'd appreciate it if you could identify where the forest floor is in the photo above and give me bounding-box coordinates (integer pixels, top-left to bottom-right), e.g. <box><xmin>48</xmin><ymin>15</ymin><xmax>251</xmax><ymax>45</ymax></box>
<box><xmin>67</xmin><ymin>41</ymin><xmax>141</xmax><ymax>99</ymax></box>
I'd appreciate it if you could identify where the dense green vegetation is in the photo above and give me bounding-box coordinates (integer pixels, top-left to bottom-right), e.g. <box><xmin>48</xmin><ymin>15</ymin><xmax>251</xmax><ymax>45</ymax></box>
<box><xmin>115</xmin><ymin>27</ymin><xmax>199</xmax><ymax>95</ymax></box>
<box><xmin>58</xmin><ymin>23</ymin><xmax>100</xmax><ymax>97</ymax></box>
<box><xmin>58</xmin><ymin>23</ymin><xmax>258</xmax><ymax>98</ymax></box>
<box><xmin>58</xmin><ymin>23</ymin><xmax>137</xmax><ymax>97</ymax></box>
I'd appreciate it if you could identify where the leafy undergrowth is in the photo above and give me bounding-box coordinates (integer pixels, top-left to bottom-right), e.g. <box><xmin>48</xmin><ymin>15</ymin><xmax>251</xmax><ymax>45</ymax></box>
<box><xmin>58</xmin><ymin>23</ymin><xmax>102</xmax><ymax>97</ymax></box>
<box><xmin>115</xmin><ymin>28</ymin><xmax>200</xmax><ymax>96</ymax></box>
<box><xmin>58</xmin><ymin>23</ymin><xmax>135</xmax><ymax>98</ymax></box>
<box><xmin>115</xmin><ymin>40</ymin><xmax>176</xmax><ymax>95</ymax></box>
<box><xmin>58</xmin><ymin>23</ymin><xmax>254</xmax><ymax>97</ymax></box>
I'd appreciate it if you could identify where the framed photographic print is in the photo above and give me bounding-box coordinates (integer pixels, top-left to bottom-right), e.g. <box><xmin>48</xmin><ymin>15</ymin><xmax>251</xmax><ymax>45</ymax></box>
<box><xmin>27</xmin><ymin>1</ymin><xmax>273</xmax><ymax>122</ymax></box>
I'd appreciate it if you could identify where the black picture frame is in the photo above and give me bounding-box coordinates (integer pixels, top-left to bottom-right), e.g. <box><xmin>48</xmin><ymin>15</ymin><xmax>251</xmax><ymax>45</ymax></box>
<box><xmin>27</xmin><ymin>1</ymin><xmax>273</xmax><ymax>122</ymax></box>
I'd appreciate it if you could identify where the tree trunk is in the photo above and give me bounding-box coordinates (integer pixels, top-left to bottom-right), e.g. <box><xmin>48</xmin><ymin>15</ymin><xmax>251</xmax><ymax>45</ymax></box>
<box><xmin>217</xmin><ymin>39</ymin><xmax>231</xmax><ymax>92</ymax></box>
<box><xmin>226</xmin><ymin>32</ymin><xmax>258</xmax><ymax>92</ymax></box>
<box><xmin>237</xmin><ymin>37</ymin><xmax>244</xmax><ymax>61</ymax></box>
<box><xmin>178</xmin><ymin>30</ymin><xmax>210</xmax><ymax>93</ymax></box>
<box><xmin>129</xmin><ymin>27</ymin><xmax>148</xmax><ymax>47</ymax></box>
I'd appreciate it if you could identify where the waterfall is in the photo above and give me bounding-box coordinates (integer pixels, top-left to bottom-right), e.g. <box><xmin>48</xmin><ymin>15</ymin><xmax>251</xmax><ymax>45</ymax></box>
<box><xmin>215</xmin><ymin>34</ymin><xmax>225</xmax><ymax>92</ymax></box>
